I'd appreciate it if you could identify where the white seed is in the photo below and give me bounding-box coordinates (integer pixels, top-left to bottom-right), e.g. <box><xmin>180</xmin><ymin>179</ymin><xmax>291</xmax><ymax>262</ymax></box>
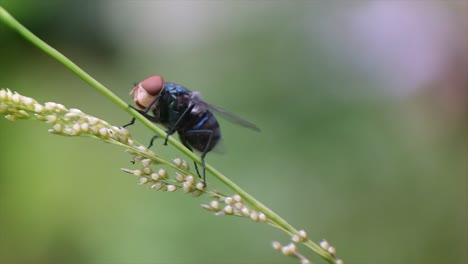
<box><xmin>133</xmin><ymin>170</ymin><xmax>142</xmax><ymax>176</ymax></box>
<box><xmin>301</xmin><ymin>259</ymin><xmax>311</xmax><ymax>264</ymax></box>
<box><xmin>72</xmin><ymin>123</ymin><xmax>81</xmax><ymax>133</ymax></box>
<box><xmin>69</xmin><ymin>108</ymin><xmax>83</xmax><ymax>114</ymax></box>
<box><xmin>53</xmin><ymin>124</ymin><xmax>62</xmax><ymax>133</ymax></box>
<box><xmin>139</xmin><ymin>177</ymin><xmax>149</xmax><ymax>185</ymax></box>
<box><xmin>182</xmin><ymin>182</ymin><xmax>193</xmax><ymax>192</ymax></box>
<box><xmin>55</xmin><ymin>103</ymin><xmax>66</xmax><ymax>111</ymax></box>
<box><xmin>224</xmin><ymin>197</ymin><xmax>234</xmax><ymax>205</ymax></box>
<box><xmin>258</xmin><ymin>213</ymin><xmax>267</xmax><ymax>222</ymax></box>
<box><xmin>173</xmin><ymin>158</ymin><xmax>182</xmax><ymax>167</ymax></box>
<box><xmin>11</xmin><ymin>93</ymin><xmax>20</xmax><ymax>104</ymax></box>
<box><xmin>191</xmin><ymin>190</ymin><xmax>203</xmax><ymax>197</ymax></box>
<box><xmin>234</xmin><ymin>202</ymin><xmax>243</xmax><ymax>210</ymax></box>
<box><xmin>150</xmin><ymin>173</ymin><xmax>160</xmax><ymax>181</ymax></box>
<box><xmin>137</xmin><ymin>145</ymin><xmax>147</xmax><ymax>152</ymax></box>
<box><xmin>140</xmin><ymin>159</ymin><xmax>152</xmax><ymax>167</ymax></box>
<box><xmin>151</xmin><ymin>182</ymin><xmax>164</xmax><ymax>190</ymax></box>
<box><xmin>250</xmin><ymin>211</ymin><xmax>259</xmax><ymax>222</ymax></box>
<box><xmin>64</xmin><ymin>112</ymin><xmax>77</xmax><ymax>120</ymax></box>
<box><xmin>80</xmin><ymin>123</ymin><xmax>89</xmax><ymax>132</ymax></box>
<box><xmin>292</xmin><ymin>235</ymin><xmax>301</xmax><ymax>243</ymax></box>
<box><xmin>281</xmin><ymin>245</ymin><xmax>293</xmax><ymax>256</ymax></box>
<box><xmin>64</xmin><ymin>127</ymin><xmax>76</xmax><ymax>136</ymax></box>
<box><xmin>127</xmin><ymin>138</ymin><xmax>134</xmax><ymax>145</ymax></box>
<box><xmin>22</xmin><ymin>97</ymin><xmax>34</xmax><ymax>106</ymax></box>
<box><xmin>298</xmin><ymin>230</ymin><xmax>307</xmax><ymax>240</ymax></box>
<box><xmin>288</xmin><ymin>243</ymin><xmax>297</xmax><ymax>253</ymax></box>
<box><xmin>233</xmin><ymin>194</ymin><xmax>242</xmax><ymax>203</ymax></box>
<box><xmin>167</xmin><ymin>185</ymin><xmax>177</xmax><ymax>192</ymax></box>
<box><xmin>143</xmin><ymin>167</ymin><xmax>152</xmax><ymax>175</ymax></box>
<box><xmin>45</xmin><ymin>115</ymin><xmax>57</xmax><ymax>123</ymax></box>
<box><xmin>0</xmin><ymin>89</ymin><xmax>6</xmax><ymax>100</ymax></box>
<box><xmin>120</xmin><ymin>168</ymin><xmax>134</xmax><ymax>174</ymax></box>
<box><xmin>224</xmin><ymin>205</ymin><xmax>233</xmax><ymax>215</ymax></box>
<box><xmin>158</xmin><ymin>169</ymin><xmax>168</xmax><ymax>178</ymax></box>
<box><xmin>195</xmin><ymin>182</ymin><xmax>205</xmax><ymax>190</ymax></box>
<box><xmin>214</xmin><ymin>211</ymin><xmax>225</xmax><ymax>216</ymax></box>
<box><xmin>181</xmin><ymin>160</ymin><xmax>189</xmax><ymax>169</ymax></box>
<box><xmin>328</xmin><ymin>246</ymin><xmax>336</xmax><ymax>256</ymax></box>
<box><xmin>89</xmin><ymin>126</ymin><xmax>99</xmax><ymax>135</ymax></box>
<box><xmin>44</xmin><ymin>102</ymin><xmax>57</xmax><ymax>111</ymax></box>
<box><xmin>5</xmin><ymin>114</ymin><xmax>17</xmax><ymax>121</ymax></box>
<box><xmin>201</xmin><ymin>204</ymin><xmax>214</xmax><ymax>211</ymax></box>
<box><xmin>335</xmin><ymin>259</ymin><xmax>344</xmax><ymax>264</ymax></box>
<box><xmin>99</xmin><ymin>128</ymin><xmax>108</xmax><ymax>137</ymax></box>
<box><xmin>320</xmin><ymin>240</ymin><xmax>330</xmax><ymax>250</ymax></box>
<box><xmin>210</xmin><ymin>200</ymin><xmax>220</xmax><ymax>210</ymax></box>
<box><xmin>88</xmin><ymin>117</ymin><xmax>99</xmax><ymax>125</ymax></box>
<box><xmin>272</xmin><ymin>241</ymin><xmax>282</xmax><ymax>251</ymax></box>
<box><xmin>241</xmin><ymin>207</ymin><xmax>250</xmax><ymax>216</ymax></box>
<box><xmin>175</xmin><ymin>173</ymin><xmax>185</xmax><ymax>182</ymax></box>
<box><xmin>185</xmin><ymin>175</ymin><xmax>194</xmax><ymax>184</ymax></box>
<box><xmin>33</xmin><ymin>104</ymin><xmax>44</xmax><ymax>113</ymax></box>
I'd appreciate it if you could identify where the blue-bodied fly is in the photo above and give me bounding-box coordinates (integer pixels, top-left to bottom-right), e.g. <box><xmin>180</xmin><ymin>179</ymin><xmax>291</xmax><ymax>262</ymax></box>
<box><xmin>124</xmin><ymin>75</ymin><xmax>260</xmax><ymax>186</ymax></box>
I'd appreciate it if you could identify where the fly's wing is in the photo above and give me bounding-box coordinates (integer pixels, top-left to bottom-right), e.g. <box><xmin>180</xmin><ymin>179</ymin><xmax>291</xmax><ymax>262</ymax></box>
<box><xmin>190</xmin><ymin>92</ymin><xmax>260</xmax><ymax>132</ymax></box>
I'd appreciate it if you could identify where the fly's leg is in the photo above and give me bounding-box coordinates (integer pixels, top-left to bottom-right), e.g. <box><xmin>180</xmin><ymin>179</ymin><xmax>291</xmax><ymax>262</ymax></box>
<box><xmin>183</xmin><ymin>129</ymin><xmax>214</xmax><ymax>187</ymax></box>
<box><xmin>148</xmin><ymin>135</ymin><xmax>159</xmax><ymax>149</ymax></box>
<box><xmin>163</xmin><ymin>104</ymin><xmax>195</xmax><ymax>146</ymax></box>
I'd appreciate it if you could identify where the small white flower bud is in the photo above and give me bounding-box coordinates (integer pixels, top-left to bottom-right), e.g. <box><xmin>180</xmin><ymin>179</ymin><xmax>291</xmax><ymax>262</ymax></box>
<box><xmin>298</xmin><ymin>230</ymin><xmax>307</xmax><ymax>240</ymax></box>
<box><xmin>158</xmin><ymin>169</ymin><xmax>168</xmax><ymax>178</ymax></box>
<box><xmin>224</xmin><ymin>197</ymin><xmax>234</xmax><ymax>205</ymax></box>
<box><xmin>234</xmin><ymin>202</ymin><xmax>243</xmax><ymax>210</ymax></box>
<box><xmin>69</xmin><ymin>108</ymin><xmax>83</xmax><ymax>114</ymax></box>
<box><xmin>320</xmin><ymin>240</ymin><xmax>330</xmax><ymax>250</ymax></box>
<box><xmin>137</xmin><ymin>145</ymin><xmax>147</xmax><ymax>152</ymax></box>
<box><xmin>5</xmin><ymin>114</ymin><xmax>17</xmax><ymax>121</ymax></box>
<box><xmin>143</xmin><ymin>167</ymin><xmax>152</xmax><ymax>175</ymax></box>
<box><xmin>175</xmin><ymin>173</ymin><xmax>185</xmax><ymax>182</ymax></box>
<box><xmin>79</xmin><ymin>123</ymin><xmax>89</xmax><ymax>132</ymax></box>
<box><xmin>250</xmin><ymin>211</ymin><xmax>259</xmax><ymax>222</ymax></box>
<box><xmin>214</xmin><ymin>211</ymin><xmax>225</xmax><ymax>216</ymax></box>
<box><xmin>224</xmin><ymin>205</ymin><xmax>233</xmax><ymax>215</ymax></box>
<box><xmin>55</xmin><ymin>104</ymin><xmax>66</xmax><ymax>111</ymax></box>
<box><xmin>150</xmin><ymin>173</ymin><xmax>160</xmax><ymax>181</ymax></box>
<box><xmin>182</xmin><ymin>182</ymin><xmax>193</xmax><ymax>192</ymax></box>
<box><xmin>328</xmin><ymin>246</ymin><xmax>336</xmax><ymax>256</ymax></box>
<box><xmin>133</xmin><ymin>170</ymin><xmax>142</xmax><ymax>176</ymax></box>
<box><xmin>88</xmin><ymin>117</ymin><xmax>99</xmax><ymax>125</ymax></box>
<box><xmin>191</xmin><ymin>190</ymin><xmax>203</xmax><ymax>197</ymax></box>
<box><xmin>33</xmin><ymin>104</ymin><xmax>44</xmax><ymax>113</ymax></box>
<box><xmin>0</xmin><ymin>89</ymin><xmax>6</xmax><ymax>100</ymax></box>
<box><xmin>281</xmin><ymin>245</ymin><xmax>292</xmax><ymax>256</ymax></box>
<box><xmin>21</xmin><ymin>97</ymin><xmax>34</xmax><ymax>106</ymax></box>
<box><xmin>210</xmin><ymin>200</ymin><xmax>220</xmax><ymax>210</ymax></box>
<box><xmin>181</xmin><ymin>160</ymin><xmax>189</xmax><ymax>169</ymax></box>
<box><xmin>258</xmin><ymin>213</ymin><xmax>267</xmax><ymax>222</ymax></box>
<box><xmin>201</xmin><ymin>204</ymin><xmax>214</xmax><ymax>211</ymax></box>
<box><xmin>64</xmin><ymin>127</ymin><xmax>76</xmax><ymax>136</ymax></box>
<box><xmin>90</xmin><ymin>126</ymin><xmax>99</xmax><ymax>135</ymax></box>
<box><xmin>241</xmin><ymin>207</ymin><xmax>250</xmax><ymax>216</ymax></box>
<box><xmin>45</xmin><ymin>115</ymin><xmax>57</xmax><ymax>123</ymax></box>
<box><xmin>233</xmin><ymin>194</ymin><xmax>242</xmax><ymax>203</ymax></box>
<box><xmin>72</xmin><ymin>123</ymin><xmax>81</xmax><ymax>133</ymax></box>
<box><xmin>151</xmin><ymin>182</ymin><xmax>164</xmax><ymax>190</ymax></box>
<box><xmin>44</xmin><ymin>102</ymin><xmax>57</xmax><ymax>111</ymax></box>
<box><xmin>140</xmin><ymin>159</ymin><xmax>152</xmax><ymax>167</ymax></box>
<box><xmin>139</xmin><ymin>177</ymin><xmax>149</xmax><ymax>185</ymax></box>
<box><xmin>195</xmin><ymin>182</ymin><xmax>205</xmax><ymax>190</ymax></box>
<box><xmin>272</xmin><ymin>241</ymin><xmax>282</xmax><ymax>251</ymax></box>
<box><xmin>173</xmin><ymin>158</ymin><xmax>182</xmax><ymax>166</ymax></box>
<box><xmin>99</xmin><ymin>128</ymin><xmax>109</xmax><ymax>137</ymax></box>
<box><xmin>288</xmin><ymin>243</ymin><xmax>297</xmax><ymax>253</ymax></box>
<box><xmin>53</xmin><ymin>123</ymin><xmax>62</xmax><ymax>133</ymax></box>
<box><xmin>301</xmin><ymin>259</ymin><xmax>311</xmax><ymax>264</ymax></box>
<box><xmin>185</xmin><ymin>175</ymin><xmax>194</xmax><ymax>183</ymax></box>
<box><xmin>166</xmin><ymin>185</ymin><xmax>177</xmax><ymax>192</ymax></box>
<box><xmin>11</xmin><ymin>93</ymin><xmax>20</xmax><ymax>104</ymax></box>
<box><xmin>335</xmin><ymin>259</ymin><xmax>344</xmax><ymax>264</ymax></box>
<box><xmin>292</xmin><ymin>235</ymin><xmax>301</xmax><ymax>243</ymax></box>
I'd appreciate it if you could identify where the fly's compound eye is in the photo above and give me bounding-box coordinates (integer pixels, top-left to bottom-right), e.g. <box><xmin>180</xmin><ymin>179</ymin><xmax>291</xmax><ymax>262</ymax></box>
<box><xmin>140</xmin><ymin>75</ymin><xmax>164</xmax><ymax>96</ymax></box>
<box><xmin>130</xmin><ymin>75</ymin><xmax>164</xmax><ymax>110</ymax></box>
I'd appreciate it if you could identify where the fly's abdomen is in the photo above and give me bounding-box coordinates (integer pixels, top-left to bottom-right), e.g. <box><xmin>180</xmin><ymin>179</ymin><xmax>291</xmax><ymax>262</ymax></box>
<box><xmin>180</xmin><ymin>111</ymin><xmax>221</xmax><ymax>153</ymax></box>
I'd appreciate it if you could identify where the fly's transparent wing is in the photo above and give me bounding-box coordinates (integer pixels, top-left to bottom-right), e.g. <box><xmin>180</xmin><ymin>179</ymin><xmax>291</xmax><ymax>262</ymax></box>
<box><xmin>190</xmin><ymin>92</ymin><xmax>260</xmax><ymax>132</ymax></box>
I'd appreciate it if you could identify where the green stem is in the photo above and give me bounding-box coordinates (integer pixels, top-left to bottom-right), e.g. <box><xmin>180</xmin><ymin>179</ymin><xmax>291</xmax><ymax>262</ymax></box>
<box><xmin>0</xmin><ymin>7</ymin><xmax>334</xmax><ymax>263</ymax></box>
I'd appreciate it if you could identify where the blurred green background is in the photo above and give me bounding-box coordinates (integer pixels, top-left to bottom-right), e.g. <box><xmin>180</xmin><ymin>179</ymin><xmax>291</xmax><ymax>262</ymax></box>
<box><xmin>1</xmin><ymin>1</ymin><xmax>467</xmax><ymax>264</ymax></box>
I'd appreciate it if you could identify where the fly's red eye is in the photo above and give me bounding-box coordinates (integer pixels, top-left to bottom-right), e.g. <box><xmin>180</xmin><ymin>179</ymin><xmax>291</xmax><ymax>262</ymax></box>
<box><xmin>140</xmin><ymin>75</ymin><xmax>164</xmax><ymax>96</ymax></box>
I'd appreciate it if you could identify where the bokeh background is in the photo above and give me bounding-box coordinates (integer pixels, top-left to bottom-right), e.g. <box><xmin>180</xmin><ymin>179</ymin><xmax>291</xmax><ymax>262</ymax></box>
<box><xmin>1</xmin><ymin>1</ymin><xmax>467</xmax><ymax>263</ymax></box>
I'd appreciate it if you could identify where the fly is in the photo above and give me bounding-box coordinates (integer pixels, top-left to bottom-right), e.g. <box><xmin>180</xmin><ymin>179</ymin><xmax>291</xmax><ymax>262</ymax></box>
<box><xmin>123</xmin><ymin>75</ymin><xmax>260</xmax><ymax>186</ymax></box>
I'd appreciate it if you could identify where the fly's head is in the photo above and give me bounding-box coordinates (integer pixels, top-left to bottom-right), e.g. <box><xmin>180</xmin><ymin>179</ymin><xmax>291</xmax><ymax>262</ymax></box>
<box><xmin>130</xmin><ymin>75</ymin><xmax>164</xmax><ymax>110</ymax></box>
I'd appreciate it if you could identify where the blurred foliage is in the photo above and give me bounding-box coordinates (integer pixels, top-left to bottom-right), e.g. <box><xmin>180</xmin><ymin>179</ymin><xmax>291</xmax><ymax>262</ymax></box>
<box><xmin>0</xmin><ymin>1</ymin><xmax>466</xmax><ymax>264</ymax></box>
